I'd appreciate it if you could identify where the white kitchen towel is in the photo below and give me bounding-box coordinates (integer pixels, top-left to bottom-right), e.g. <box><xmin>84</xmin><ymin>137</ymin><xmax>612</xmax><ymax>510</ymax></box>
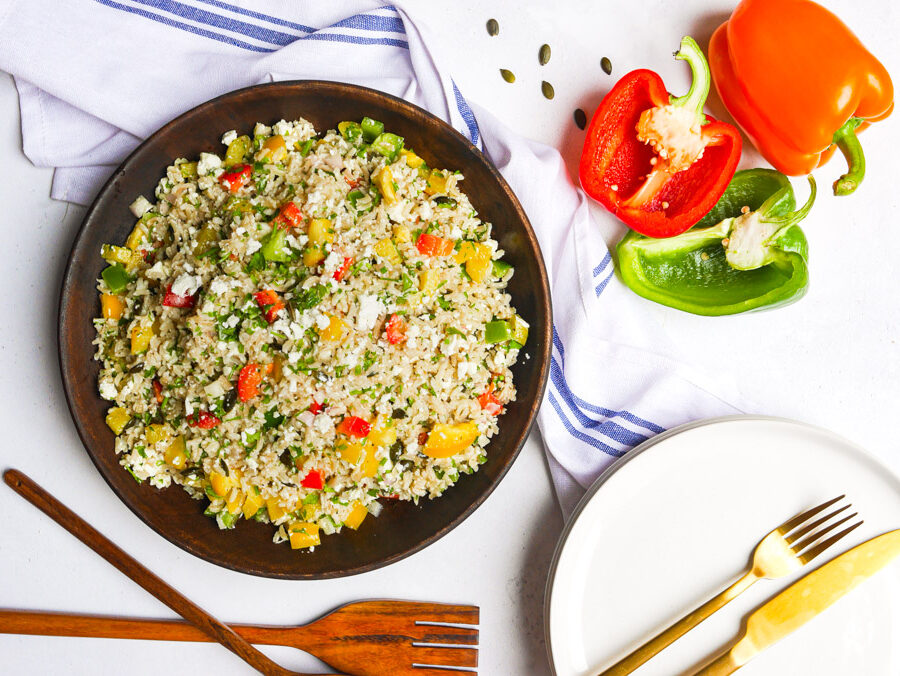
<box><xmin>0</xmin><ymin>0</ymin><xmax>748</xmax><ymax>517</ymax></box>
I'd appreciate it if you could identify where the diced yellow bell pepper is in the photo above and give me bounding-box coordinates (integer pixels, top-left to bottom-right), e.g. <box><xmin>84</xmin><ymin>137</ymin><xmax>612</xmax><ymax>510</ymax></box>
<box><xmin>164</xmin><ymin>435</ymin><xmax>187</xmax><ymax>470</ymax></box>
<box><xmin>242</xmin><ymin>489</ymin><xmax>265</xmax><ymax>519</ymax></box>
<box><xmin>367</xmin><ymin>417</ymin><xmax>397</xmax><ymax>448</ymax></box>
<box><xmin>101</xmin><ymin>293</ymin><xmax>124</xmax><ymax>320</ymax></box>
<box><xmin>101</xmin><ymin>244</ymin><xmax>138</xmax><ymax>271</ymax></box>
<box><xmin>209</xmin><ymin>471</ymin><xmax>233</xmax><ymax>499</ymax></box>
<box><xmin>510</xmin><ymin>314</ymin><xmax>530</xmax><ymax>346</ymax></box>
<box><xmin>125</xmin><ymin>222</ymin><xmax>149</xmax><ymax>251</ymax></box>
<box><xmin>392</xmin><ymin>225</ymin><xmax>412</xmax><ymax>242</ymax></box>
<box><xmin>361</xmin><ymin>448</ymin><xmax>379</xmax><ymax>478</ymax></box>
<box><xmin>302</xmin><ymin>246</ymin><xmax>325</xmax><ymax>267</ymax></box>
<box><xmin>337</xmin><ymin>440</ymin><xmax>364</xmax><ymax>466</ymax></box>
<box><xmin>307</xmin><ymin>218</ymin><xmax>335</xmax><ymax>246</ymax></box>
<box><xmin>424</xmin><ymin>169</ymin><xmax>448</xmax><ymax>195</ymax></box>
<box><xmin>289</xmin><ymin>522</ymin><xmax>321</xmax><ymax>549</ymax></box>
<box><xmin>298</xmin><ymin>502</ymin><xmax>318</xmax><ymax>521</ymax></box>
<box><xmin>226</xmin><ymin>489</ymin><xmax>245</xmax><ymax>515</ymax></box>
<box><xmin>267</xmin><ymin>497</ymin><xmax>287</xmax><ymax>523</ymax></box>
<box><xmin>319</xmin><ymin>314</ymin><xmax>348</xmax><ymax>342</ymax></box>
<box><xmin>145</xmin><ymin>424</ymin><xmax>170</xmax><ymax>445</ymax></box>
<box><xmin>258</xmin><ymin>135</ymin><xmax>287</xmax><ymax>163</ymax></box>
<box><xmin>373</xmin><ymin>166</ymin><xmax>397</xmax><ymax>205</ymax></box>
<box><xmin>130</xmin><ymin>323</ymin><xmax>153</xmax><ymax>354</ymax></box>
<box><xmin>224</xmin><ymin>135</ymin><xmax>251</xmax><ymax>167</ymax></box>
<box><xmin>423</xmin><ymin>422</ymin><xmax>479</xmax><ymax>458</ymax></box>
<box><xmin>399</xmin><ymin>148</ymin><xmax>425</xmax><ymax>169</ymax></box>
<box><xmin>344</xmin><ymin>501</ymin><xmax>368</xmax><ymax>530</ymax></box>
<box><xmin>374</xmin><ymin>238</ymin><xmax>401</xmax><ymax>266</ymax></box>
<box><xmin>455</xmin><ymin>242</ymin><xmax>492</xmax><ymax>283</ymax></box>
<box><xmin>418</xmin><ymin>269</ymin><xmax>440</xmax><ymax>296</ymax></box>
<box><xmin>105</xmin><ymin>407</ymin><xmax>131</xmax><ymax>435</ymax></box>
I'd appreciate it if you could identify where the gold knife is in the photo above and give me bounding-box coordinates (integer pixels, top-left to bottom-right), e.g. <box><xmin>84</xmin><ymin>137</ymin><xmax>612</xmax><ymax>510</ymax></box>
<box><xmin>694</xmin><ymin>529</ymin><xmax>900</xmax><ymax>675</ymax></box>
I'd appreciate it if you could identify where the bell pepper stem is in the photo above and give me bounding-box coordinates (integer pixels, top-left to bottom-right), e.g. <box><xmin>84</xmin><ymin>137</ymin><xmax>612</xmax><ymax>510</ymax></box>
<box><xmin>764</xmin><ymin>176</ymin><xmax>817</xmax><ymax>234</ymax></box>
<box><xmin>832</xmin><ymin>117</ymin><xmax>865</xmax><ymax>196</ymax></box>
<box><xmin>670</xmin><ymin>36</ymin><xmax>711</xmax><ymax>121</ymax></box>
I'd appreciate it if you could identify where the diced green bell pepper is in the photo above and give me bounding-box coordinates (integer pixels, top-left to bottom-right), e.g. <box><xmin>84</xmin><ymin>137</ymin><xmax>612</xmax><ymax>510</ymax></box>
<box><xmin>338</xmin><ymin>121</ymin><xmax>363</xmax><ymax>144</ymax></box>
<box><xmin>102</xmin><ymin>264</ymin><xmax>132</xmax><ymax>293</ymax></box>
<box><xmin>492</xmin><ymin>260</ymin><xmax>513</xmax><ymax>279</ymax></box>
<box><xmin>360</xmin><ymin>117</ymin><xmax>385</xmax><ymax>143</ymax></box>
<box><xmin>370</xmin><ymin>132</ymin><xmax>404</xmax><ymax>161</ymax></box>
<box><xmin>615</xmin><ymin>169</ymin><xmax>815</xmax><ymax>316</ymax></box>
<box><xmin>260</xmin><ymin>228</ymin><xmax>292</xmax><ymax>263</ymax></box>
<box><xmin>179</xmin><ymin>162</ymin><xmax>198</xmax><ymax>179</ymax></box>
<box><xmin>296</xmin><ymin>139</ymin><xmax>315</xmax><ymax>156</ymax></box>
<box><xmin>484</xmin><ymin>320</ymin><xmax>512</xmax><ymax>344</ymax></box>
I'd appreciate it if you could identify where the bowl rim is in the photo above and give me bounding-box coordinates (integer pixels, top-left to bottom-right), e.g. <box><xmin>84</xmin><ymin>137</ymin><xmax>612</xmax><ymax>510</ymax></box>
<box><xmin>58</xmin><ymin>79</ymin><xmax>552</xmax><ymax>578</ymax></box>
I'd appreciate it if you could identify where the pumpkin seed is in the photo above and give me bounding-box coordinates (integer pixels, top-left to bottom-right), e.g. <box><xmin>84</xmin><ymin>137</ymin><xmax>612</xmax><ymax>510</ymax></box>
<box><xmin>500</xmin><ymin>69</ymin><xmax>516</xmax><ymax>84</ymax></box>
<box><xmin>601</xmin><ymin>56</ymin><xmax>612</xmax><ymax>75</ymax></box>
<box><xmin>486</xmin><ymin>18</ymin><xmax>499</xmax><ymax>36</ymax></box>
<box><xmin>539</xmin><ymin>44</ymin><xmax>551</xmax><ymax>66</ymax></box>
<box><xmin>573</xmin><ymin>108</ymin><xmax>587</xmax><ymax>130</ymax></box>
<box><xmin>541</xmin><ymin>81</ymin><xmax>555</xmax><ymax>100</ymax></box>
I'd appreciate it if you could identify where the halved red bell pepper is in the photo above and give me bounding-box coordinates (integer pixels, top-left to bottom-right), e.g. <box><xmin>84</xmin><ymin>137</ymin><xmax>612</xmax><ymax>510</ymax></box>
<box><xmin>580</xmin><ymin>36</ymin><xmax>742</xmax><ymax>238</ymax></box>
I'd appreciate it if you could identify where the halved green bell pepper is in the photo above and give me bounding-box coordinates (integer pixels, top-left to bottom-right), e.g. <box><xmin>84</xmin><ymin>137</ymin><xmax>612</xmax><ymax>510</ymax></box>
<box><xmin>615</xmin><ymin>169</ymin><xmax>815</xmax><ymax>316</ymax></box>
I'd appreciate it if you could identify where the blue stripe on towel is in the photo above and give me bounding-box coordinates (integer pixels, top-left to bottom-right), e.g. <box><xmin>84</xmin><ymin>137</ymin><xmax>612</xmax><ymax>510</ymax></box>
<box><xmin>592</xmin><ymin>251</ymin><xmax>611</xmax><ymax>277</ymax></box>
<box><xmin>452</xmin><ymin>81</ymin><xmax>480</xmax><ymax>145</ymax></box>
<box><xmin>595</xmin><ymin>268</ymin><xmax>614</xmax><ymax>297</ymax></box>
<box><xmin>547</xmin><ymin>391</ymin><xmax>626</xmax><ymax>458</ymax></box>
<box><xmin>551</xmin><ymin>325</ymin><xmax>666</xmax><ymax>434</ymax></box>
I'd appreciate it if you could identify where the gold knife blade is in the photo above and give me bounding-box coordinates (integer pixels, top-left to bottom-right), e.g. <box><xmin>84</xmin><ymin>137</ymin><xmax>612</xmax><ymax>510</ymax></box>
<box><xmin>695</xmin><ymin>529</ymin><xmax>900</xmax><ymax>675</ymax></box>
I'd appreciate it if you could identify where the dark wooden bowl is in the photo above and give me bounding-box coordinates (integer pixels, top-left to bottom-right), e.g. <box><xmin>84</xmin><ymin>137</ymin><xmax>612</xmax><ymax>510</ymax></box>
<box><xmin>59</xmin><ymin>81</ymin><xmax>551</xmax><ymax>579</ymax></box>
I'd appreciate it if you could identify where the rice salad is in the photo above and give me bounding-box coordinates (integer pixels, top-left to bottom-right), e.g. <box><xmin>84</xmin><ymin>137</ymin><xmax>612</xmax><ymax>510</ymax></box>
<box><xmin>93</xmin><ymin>116</ymin><xmax>528</xmax><ymax>551</ymax></box>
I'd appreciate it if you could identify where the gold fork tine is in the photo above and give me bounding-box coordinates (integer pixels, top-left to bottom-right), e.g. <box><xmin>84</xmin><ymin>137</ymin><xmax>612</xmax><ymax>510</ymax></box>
<box><xmin>798</xmin><ymin>520</ymin><xmax>864</xmax><ymax>564</ymax></box>
<box><xmin>777</xmin><ymin>495</ymin><xmax>845</xmax><ymax>534</ymax></box>
<box><xmin>791</xmin><ymin>512</ymin><xmax>858</xmax><ymax>553</ymax></box>
<box><xmin>784</xmin><ymin>504</ymin><xmax>851</xmax><ymax>545</ymax></box>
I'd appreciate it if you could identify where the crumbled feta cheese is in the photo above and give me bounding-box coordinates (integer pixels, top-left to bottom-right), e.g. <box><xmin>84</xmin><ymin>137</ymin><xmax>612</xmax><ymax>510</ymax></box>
<box><xmin>146</xmin><ymin>261</ymin><xmax>166</xmax><ymax>279</ymax></box>
<box><xmin>314</xmin><ymin>414</ymin><xmax>335</xmax><ymax>435</ymax></box>
<box><xmin>209</xmin><ymin>276</ymin><xmax>236</xmax><ymax>296</ymax></box>
<box><xmin>322</xmin><ymin>250</ymin><xmax>343</xmax><ymax>275</ymax></box>
<box><xmin>197</xmin><ymin>152</ymin><xmax>223</xmax><ymax>176</ymax></box>
<box><xmin>222</xmin><ymin>314</ymin><xmax>240</xmax><ymax>329</ymax></box>
<box><xmin>356</xmin><ymin>294</ymin><xmax>385</xmax><ymax>331</ymax></box>
<box><xmin>273</xmin><ymin>120</ymin><xmax>292</xmax><ymax>137</ymax></box>
<box><xmin>253</xmin><ymin>122</ymin><xmax>272</xmax><ymax>137</ymax></box>
<box><xmin>315</xmin><ymin>313</ymin><xmax>331</xmax><ymax>330</ymax></box>
<box><xmin>184</xmin><ymin>399</ymin><xmax>194</xmax><ymax>416</ymax></box>
<box><xmin>98</xmin><ymin>378</ymin><xmax>118</xmax><ymax>401</ymax></box>
<box><xmin>221</xmin><ymin>130</ymin><xmax>237</xmax><ymax>146</ymax></box>
<box><xmin>245</xmin><ymin>238</ymin><xmax>262</xmax><ymax>255</ymax></box>
<box><xmin>129</xmin><ymin>195</ymin><xmax>153</xmax><ymax>218</ymax></box>
<box><xmin>449</xmin><ymin>224</ymin><xmax>463</xmax><ymax>240</ymax></box>
<box><xmin>170</xmin><ymin>273</ymin><xmax>201</xmax><ymax>297</ymax></box>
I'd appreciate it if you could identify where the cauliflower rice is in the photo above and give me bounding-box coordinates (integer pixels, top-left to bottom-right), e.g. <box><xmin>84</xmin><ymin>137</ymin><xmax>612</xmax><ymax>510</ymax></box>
<box><xmin>93</xmin><ymin>116</ymin><xmax>527</xmax><ymax>550</ymax></box>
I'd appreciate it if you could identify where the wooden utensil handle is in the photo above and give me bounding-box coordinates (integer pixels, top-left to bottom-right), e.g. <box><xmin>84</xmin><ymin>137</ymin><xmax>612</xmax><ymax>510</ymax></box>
<box><xmin>2</xmin><ymin>469</ymin><xmax>293</xmax><ymax>676</ymax></box>
<box><xmin>0</xmin><ymin>609</ymin><xmax>285</xmax><ymax>646</ymax></box>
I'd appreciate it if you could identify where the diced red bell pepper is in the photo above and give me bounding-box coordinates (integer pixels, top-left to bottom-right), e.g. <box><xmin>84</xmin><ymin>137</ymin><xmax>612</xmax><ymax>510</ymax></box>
<box><xmin>272</xmin><ymin>201</ymin><xmax>304</xmax><ymax>229</ymax></box>
<box><xmin>344</xmin><ymin>176</ymin><xmax>359</xmax><ymax>189</ymax></box>
<box><xmin>162</xmin><ymin>283</ymin><xmax>196</xmax><ymax>308</ymax></box>
<box><xmin>237</xmin><ymin>363</ymin><xmax>262</xmax><ymax>402</ymax></box>
<box><xmin>416</xmin><ymin>233</ymin><xmax>455</xmax><ymax>257</ymax></box>
<box><xmin>187</xmin><ymin>410</ymin><xmax>221</xmax><ymax>429</ymax></box>
<box><xmin>253</xmin><ymin>289</ymin><xmax>284</xmax><ymax>323</ymax></box>
<box><xmin>300</xmin><ymin>469</ymin><xmax>324</xmax><ymax>489</ymax></box>
<box><xmin>219</xmin><ymin>164</ymin><xmax>252</xmax><ymax>193</ymax></box>
<box><xmin>152</xmin><ymin>379</ymin><xmax>164</xmax><ymax>404</ymax></box>
<box><xmin>332</xmin><ymin>256</ymin><xmax>355</xmax><ymax>282</ymax></box>
<box><xmin>308</xmin><ymin>401</ymin><xmax>324</xmax><ymax>415</ymax></box>
<box><xmin>384</xmin><ymin>313</ymin><xmax>407</xmax><ymax>345</ymax></box>
<box><xmin>336</xmin><ymin>416</ymin><xmax>371</xmax><ymax>438</ymax></box>
<box><xmin>478</xmin><ymin>389</ymin><xmax>504</xmax><ymax>416</ymax></box>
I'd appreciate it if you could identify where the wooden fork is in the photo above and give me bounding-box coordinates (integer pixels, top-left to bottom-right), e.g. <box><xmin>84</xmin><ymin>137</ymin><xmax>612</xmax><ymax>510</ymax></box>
<box><xmin>3</xmin><ymin>470</ymin><xmax>477</xmax><ymax>675</ymax></box>
<box><xmin>599</xmin><ymin>495</ymin><xmax>862</xmax><ymax>675</ymax></box>
<box><xmin>0</xmin><ymin>601</ymin><xmax>479</xmax><ymax>675</ymax></box>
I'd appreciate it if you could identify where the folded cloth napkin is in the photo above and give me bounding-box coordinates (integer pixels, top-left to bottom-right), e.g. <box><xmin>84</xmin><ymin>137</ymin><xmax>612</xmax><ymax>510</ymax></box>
<box><xmin>0</xmin><ymin>0</ymin><xmax>748</xmax><ymax>516</ymax></box>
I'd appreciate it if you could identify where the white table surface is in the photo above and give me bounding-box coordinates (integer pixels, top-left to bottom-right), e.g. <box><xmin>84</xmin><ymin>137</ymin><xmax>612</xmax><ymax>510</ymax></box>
<box><xmin>1</xmin><ymin>1</ymin><xmax>898</xmax><ymax>674</ymax></box>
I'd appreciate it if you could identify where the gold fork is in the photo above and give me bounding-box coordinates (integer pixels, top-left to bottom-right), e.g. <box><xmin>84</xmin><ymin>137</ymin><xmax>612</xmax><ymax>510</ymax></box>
<box><xmin>599</xmin><ymin>495</ymin><xmax>862</xmax><ymax>676</ymax></box>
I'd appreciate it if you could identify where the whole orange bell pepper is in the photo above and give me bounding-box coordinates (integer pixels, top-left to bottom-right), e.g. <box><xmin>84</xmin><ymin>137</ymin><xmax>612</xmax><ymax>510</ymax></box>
<box><xmin>709</xmin><ymin>0</ymin><xmax>893</xmax><ymax>196</ymax></box>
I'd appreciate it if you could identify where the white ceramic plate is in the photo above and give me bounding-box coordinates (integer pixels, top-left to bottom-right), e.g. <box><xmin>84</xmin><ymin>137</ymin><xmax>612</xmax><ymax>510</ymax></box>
<box><xmin>545</xmin><ymin>416</ymin><xmax>900</xmax><ymax>676</ymax></box>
